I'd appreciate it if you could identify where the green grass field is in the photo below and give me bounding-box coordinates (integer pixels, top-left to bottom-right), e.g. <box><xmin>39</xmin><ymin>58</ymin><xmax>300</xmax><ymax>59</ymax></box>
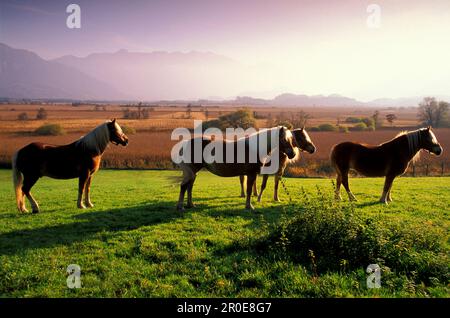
<box><xmin>0</xmin><ymin>169</ymin><xmax>448</xmax><ymax>297</ymax></box>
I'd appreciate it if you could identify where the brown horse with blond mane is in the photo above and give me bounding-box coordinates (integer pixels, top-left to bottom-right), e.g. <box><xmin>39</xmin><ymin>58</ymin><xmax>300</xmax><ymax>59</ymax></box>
<box><xmin>239</xmin><ymin>127</ymin><xmax>316</xmax><ymax>202</ymax></box>
<box><xmin>12</xmin><ymin>119</ymin><xmax>129</xmax><ymax>213</ymax></box>
<box><xmin>331</xmin><ymin>127</ymin><xmax>442</xmax><ymax>204</ymax></box>
<box><xmin>175</xmin><ymin>126</ymin><xmax>297</xmax><ymax>211</ymax></box>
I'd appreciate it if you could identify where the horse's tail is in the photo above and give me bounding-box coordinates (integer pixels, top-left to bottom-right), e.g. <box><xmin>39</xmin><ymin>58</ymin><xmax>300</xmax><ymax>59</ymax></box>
<box><xmin>12</xmin><ymin>151</ymin><xmax>23</xmax><ymax>211</ymax></box>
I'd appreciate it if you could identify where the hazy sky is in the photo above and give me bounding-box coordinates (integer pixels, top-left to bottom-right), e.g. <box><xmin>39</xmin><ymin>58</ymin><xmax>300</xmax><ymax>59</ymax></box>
<box><xmin>1</xmin><ymin>0</ymin><xmax>449</xmax><ymax>100</ymax></box>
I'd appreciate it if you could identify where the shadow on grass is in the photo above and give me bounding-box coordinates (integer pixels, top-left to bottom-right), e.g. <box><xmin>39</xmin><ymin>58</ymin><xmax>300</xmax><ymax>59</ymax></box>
<box><xmin>0</xmin><ymin>196</ymin><xmax>289</xmax><ymax>256</ymax></box>
<box><xmin>0</xmin><ymin>202</ymin><xmax>182</xmax><ymax>256</ymax></box>
<box><xmin>355</xmin><ymin>201</ymin><xmax>383</xmax><ymax>208</ymax></box>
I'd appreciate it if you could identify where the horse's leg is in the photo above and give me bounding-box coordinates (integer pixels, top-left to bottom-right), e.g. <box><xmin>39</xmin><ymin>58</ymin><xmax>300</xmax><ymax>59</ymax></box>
<box><xmin>246</xmin><ymin>173</ymin><xmax>257</xmax><ymax>211</ymax></box>
<box><xmin>77</xmin><ymin>172</ymin><xmax>90</xmax><ymax>209</ymax></box>
<box><xmin>186</xmin><ymin>174</ymin><xmax>197</xmax><ymax>209</ymax></box>
<box><xmin>380</xmin><ymin>175</ymin><xmax>395</xmax><ymax>204</ymax></box>
<box><xmin>257</xmin><ymin>174</ymin><xmax>269</xmax><ymax>202</ymax></box>
<box><xmin>335</xmin><ymin>173</ymin><xmax>342</xmax><ymax>201</ymax></box>
<box><xmin>239</xmin><ymin>175</ymin><xmax>246</xmax><ymax>198</ymax></box>
<box><xmin>177</xmin><ymin>164</ymin><xmax>195</xmax><ymax>211</ymax></box>
<box><xmin>252</xmin><ymin>177</ymin><xmax>258</xmax><ymax>197</ymax></box>
<box><xmin>342</xmin><ymin>171</ymin><xmax>357</xmax><ymax>201</ymax></box>
<box><xmin>387</xmin><ymin>189</ymin><xmax>393</xmax><ymax>202</ymax></box>
<box><xmin>273</xmin><ymin>174</ymin><xmax>281</xmax><ymax>202</ymax></box>
<box><xmin>84</xmin><ymin>175</ymin><xmax>94</xmax><ymax>208</ymax></box>
<box><xmin>22</xmin><ymin>174</ymin><xmax>40</xmax><ymax>213</ymax></box>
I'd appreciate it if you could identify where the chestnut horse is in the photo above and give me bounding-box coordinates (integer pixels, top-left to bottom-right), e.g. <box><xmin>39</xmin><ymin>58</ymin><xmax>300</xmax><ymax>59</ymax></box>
<box><xmin>12</xmin><ymin>119</ymin><xmax>129</xmax><ymax>213</ymax></box>
<box><xmin>239</xmin><ymin>128</ymin><xmax>316</xmax><ymax>202</ymax></box>
<box><xmin>175</xmin><ymin>126</ymin><xmax>297</xmax><ymax>211</ymax></box>
<box><xmin>331</xmin><ymin>127</ymin><xmax>442</xmax><ymax>204</ymax></box>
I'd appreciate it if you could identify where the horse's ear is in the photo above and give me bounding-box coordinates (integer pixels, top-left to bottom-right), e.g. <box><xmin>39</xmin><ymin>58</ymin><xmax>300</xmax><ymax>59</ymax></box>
<box><xmin>112</xmin><ymin>118</ymin><xmax>116</xmax><ymax>123</ymax></box>
<box><xmin>427</xmin><ymin>126</ymin><xmax>431</xmax><ymax>130</ymax></box>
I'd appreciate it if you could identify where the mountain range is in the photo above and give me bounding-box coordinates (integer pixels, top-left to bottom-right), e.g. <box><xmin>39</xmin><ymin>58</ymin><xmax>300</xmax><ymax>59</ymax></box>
<box><xmin>0</xmin><ymin>43</ymin><xmax>448</xmax><ymax>106</ymax></box>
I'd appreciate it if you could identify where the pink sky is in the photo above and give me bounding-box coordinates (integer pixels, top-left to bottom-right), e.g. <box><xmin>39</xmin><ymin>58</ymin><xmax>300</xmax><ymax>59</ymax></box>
<box><xmin>1</xmin><ymin>0</ymin><xmax>449</xmax><ymax>100</ymax></box>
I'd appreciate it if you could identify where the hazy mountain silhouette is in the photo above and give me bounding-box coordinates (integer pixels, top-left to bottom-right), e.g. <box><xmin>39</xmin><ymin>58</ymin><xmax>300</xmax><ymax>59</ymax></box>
<box><xmin>53</xmin><ymin>49</ymin><xmax>243</xmax><ymax>101</ymax></box>
<box><xmin>1</xmin><ymin>43</ymin><xmax>448</xmax><ymax>106</ymax></box>
<box><xmin>0</xmin><ymin>43</ymin><xmax>127</xmax><ymax>100</ymax></box>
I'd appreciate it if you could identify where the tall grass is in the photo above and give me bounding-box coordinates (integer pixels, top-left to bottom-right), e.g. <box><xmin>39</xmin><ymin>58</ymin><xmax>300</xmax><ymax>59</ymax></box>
<box><xmin>255</xmin><ymin>187</ymin><xmax>449</xmax><ymax>286</ymax></box>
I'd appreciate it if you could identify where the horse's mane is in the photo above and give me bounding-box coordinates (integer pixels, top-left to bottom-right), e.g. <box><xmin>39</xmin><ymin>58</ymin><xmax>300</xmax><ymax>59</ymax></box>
<box><xmin>76</xmin><ymin>123</ymin><xmax>110</xmax><ymax>154</ymax></box>
<box><xmin>394</xmin><ymin>129</ymin><xmax>422</xmax><ymax>162</ymax></box>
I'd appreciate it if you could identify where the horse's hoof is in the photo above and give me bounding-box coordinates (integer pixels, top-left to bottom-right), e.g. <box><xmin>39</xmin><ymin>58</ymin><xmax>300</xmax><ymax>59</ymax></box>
<box><xmin>246</xmin><ymin>205</ymin><xmax>255</xmax><ymax>211</ymax></box>
<box><xmin>32</xmin><ymin>209</ymin><xmax>40</xmax><ymax>214</ymax></box>
<box><xmin>176</xmin><ymin>205</ymin><xmax>185</xmax><ymax>212</ymax></box>
<box><xmin>85</xmin><ymin>203</ymin><xmax>94</xmax><ymax>208</ymax></box>
<box><xmin>77</xmin><ymin>204</ymin><xmax>86</xmax><ymax>209</ymax></box>
<box><xmin>274</xmin><ymin>198</ymin><xmax>281</xmax><ymax>202</ymax></box>
<box><xmin>185</xmin><ymin>204</ymin><xmax>196</xmax><ymax>209</ymax></box>
<box><xmin>240</xmin><ymin>194</ymin><xmax>245</xmax><ymax>198</ymax></box>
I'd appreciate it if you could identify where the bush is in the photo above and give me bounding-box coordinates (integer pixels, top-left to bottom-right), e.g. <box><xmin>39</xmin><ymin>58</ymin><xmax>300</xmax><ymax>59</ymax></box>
<box><xmin>36</xmin><ymin>108</ymin><xmax>48</xmax><ymax>120</ymax></box>
<box><xmin>256</xmin><ymin>190</ymin><xmax>448</xmax><ymax>284</ymax></box>
<box><xmin>339</xmin><ymin>126</ymin><xmax>349</xmax><ymax>133</ymax></box>
<box><xmin>17</xmin><ymin>112</ymin><xmax>28</xmax><ymax>121</ymax></box>
<box><xmin>34</xmin><ymin>124</ymin><xmax>66</xmax><ymax>136</ymax></box>
<box><xmin>345</xmin><ymin>117</ymin><xmax>363</xmax><ymax>123</ymax></box>
<box><xmin>204</xmin><ymin>109</ymin><xmax>256</xmax><ymax>130</ymax></box>
<box><xmin>317</xmin><ymin>123</ymin><xmax>338</xmax><ymax>132</ymax></box>
<box><xmin>352</xmin><ymin>122</ymin><xmax>367</xmax><ymax>131</ymax></box>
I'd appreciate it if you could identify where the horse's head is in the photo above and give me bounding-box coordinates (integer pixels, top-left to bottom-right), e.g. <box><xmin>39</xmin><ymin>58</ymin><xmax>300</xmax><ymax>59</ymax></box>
<box><xmin>292</xmin><ymin>127</ymin><xmax>316</xmax><ymax>154</ymax></box>
<box><xmin>279</xmin><ymin>126</ymin><xmax>297</xmax><ymax>159</ymax></box>
<box><xmin>107</xmin><ymin>119</ymin><xmax>129</xmax><ymax>146</ymax></box>
<box><xmin>420</xmin><ymin>126</ymin><xmax>442</xmax><ymax>156</ymax></box>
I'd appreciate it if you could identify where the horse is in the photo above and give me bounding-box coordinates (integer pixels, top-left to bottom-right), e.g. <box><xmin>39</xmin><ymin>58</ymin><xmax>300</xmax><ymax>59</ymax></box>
<box><xmin>239</xmin><ymin>127</ymin><xmax>316</xmax><ymax>202</ymax></box>
<box><xmin>330</xmin><ymin>127</ymin><xmax>442</xmax><ymax>204</ymax></box>
<box><xmin>12</xmin><ymin>119</ymin><xmax>129</xmax><ymax>213</ymax></box>
<box><xmin>175</xmin><ymin>126</ymin><xmax>297</xmax><ymax>211</ymax></box>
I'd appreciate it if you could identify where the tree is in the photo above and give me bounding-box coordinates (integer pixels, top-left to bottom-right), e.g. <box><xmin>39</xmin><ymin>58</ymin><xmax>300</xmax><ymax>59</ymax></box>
<box><xmin>36</xmin><ymin>107</ymin><xmax>48</xmax><ymax>120</ymax></box>
<box><xmin>385</xmin><ymin>114</ymin><xmax>397</xmax><ymax>126</ymax></box>
<box><xmin>293</xmin><ymin>110</ymin><xmax>311</xmax><ymax>128</ymax></box>
<box><xmin>372</xmin><ymin>110</ymin><xmax>382</xmax><ymax>129</ymax></box>
<box><xmin>186</xmin><ymin>104</ymin><xmax>192</xmax><ymax>119</ymax></box>
<box><xmin>204</xmin><ymin>109</ymin><xmax>256</xmax><ymax>130</ymax></box>
<box><xmin>137</xmin><ymin>102</ymin><xmax>142</xmax><ymax>119</ymax></box>
<box><xmin>418</xmin><ymin>97</ymin><xmax>449</xmax><ymax>128</ymax></box>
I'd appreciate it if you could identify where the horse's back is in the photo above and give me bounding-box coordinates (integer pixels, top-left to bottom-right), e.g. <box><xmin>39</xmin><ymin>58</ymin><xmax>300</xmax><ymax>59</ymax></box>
<box><xmin>331</xmin><ymin>142</ymin><xmax>390</xmax><ymax>176</ymax></box>
<box><xmin>16</xmin><ymin>141</ymin><xmax>94</xmax><ymax>179</ymax></box>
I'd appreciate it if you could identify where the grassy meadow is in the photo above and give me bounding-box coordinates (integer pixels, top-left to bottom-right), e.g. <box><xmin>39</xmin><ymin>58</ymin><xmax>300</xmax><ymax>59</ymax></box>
<box><xmin>0</xmin><ymin>169</ymin><xmax>448</xmax><ymax>297</ymax></box>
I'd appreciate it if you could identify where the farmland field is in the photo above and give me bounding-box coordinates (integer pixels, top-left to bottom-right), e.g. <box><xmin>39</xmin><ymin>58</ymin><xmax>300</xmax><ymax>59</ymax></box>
<box><xmin>0</xmin><ymin>104</ymin><xmax>449</xmax><ymax>175</ymax></box>
<box><xmin>0</xmin><ymin>169</ymin><xmax>448</xmax><ymax>297</ymax></box>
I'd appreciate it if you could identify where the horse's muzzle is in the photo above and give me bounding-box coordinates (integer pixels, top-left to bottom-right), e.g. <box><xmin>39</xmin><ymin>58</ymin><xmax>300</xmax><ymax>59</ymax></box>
<box><xmin>307</xmin><ymin>145</ymin><xmax>316</xmax><ymax>154</ymax></box>
<box><xmin>433</xmin><ymin>146</ymin><xmax>443</xmax><ymax>156</ymax></box>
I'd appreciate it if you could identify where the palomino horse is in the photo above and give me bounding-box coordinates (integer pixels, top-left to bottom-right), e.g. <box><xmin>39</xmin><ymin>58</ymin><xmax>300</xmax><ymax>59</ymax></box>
<box><xmin>12</xmin><ymin>119</ymin><xmax>129</xmax><ymax>213</ymax></box>
<box><xmin>257</xmin><ymin>127</ymin><xmax>316</xmax><ymax>202</ymax></box>
<box><xmin>331</xmin><ymin>127</ymin><xmax>442</xmax><ymax>204</ymax></box>
<box><xmin>239</xmin><ymin>128</ymin><xmax>316</xmax><ymax>201</ymax></box>
<box><xmin>176</xmin><ymin>126</ymin><xmax>297</xmax><ymax>211</ymax></box>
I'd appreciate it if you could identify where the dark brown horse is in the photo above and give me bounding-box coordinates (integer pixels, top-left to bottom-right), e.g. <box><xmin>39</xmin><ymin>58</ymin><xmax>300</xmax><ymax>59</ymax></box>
<box><xmin>239</xmin><ymin>128</ymin><xmax>316</xmax><ymax>202</ymax></box>
<box><xmin>12</xmin><ymin>119</ymin><xmax>129</xmax><ymax>213</ymax></box>
<box><xmin>331</xmin><ymin>127</ymin><xmax>442</xmax><ymax>204</ymax></box>
<box><xmin>175</xmin><ymin>126</ymin><xmax>297</xmax><ymax>211</ymax></box>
